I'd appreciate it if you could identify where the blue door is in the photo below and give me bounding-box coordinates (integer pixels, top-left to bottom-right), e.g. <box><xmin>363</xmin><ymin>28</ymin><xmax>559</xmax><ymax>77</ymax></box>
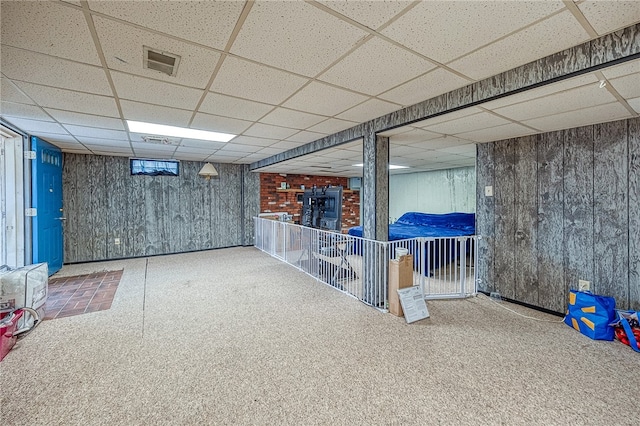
<box><xmin>31</xmin><ymin>136</ymin><xmax>63</xmax><ymax>275</ymax></box>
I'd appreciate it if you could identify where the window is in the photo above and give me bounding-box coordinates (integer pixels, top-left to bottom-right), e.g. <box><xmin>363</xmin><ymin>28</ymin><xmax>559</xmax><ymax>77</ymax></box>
<box><xmin>130</xmin><ymin>159</ymin><xmax>179</xmax><ymax>176</ymax></box>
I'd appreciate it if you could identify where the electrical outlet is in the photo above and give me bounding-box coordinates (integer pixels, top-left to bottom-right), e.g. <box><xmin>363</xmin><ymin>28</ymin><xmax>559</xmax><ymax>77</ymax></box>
<box><xmin>485</xmin><ymin>186</ymin><xmax>493</xmax><ymax>197</ymax></box>
<box><xmin>578</xmin><ymin>279</ymin><xmax>590</xmax><ymax>291</ymax></box>
<box><xmin>114</xmin><ymin>238</ymin><xmax>121</xmax><ymax>245</ymax></box>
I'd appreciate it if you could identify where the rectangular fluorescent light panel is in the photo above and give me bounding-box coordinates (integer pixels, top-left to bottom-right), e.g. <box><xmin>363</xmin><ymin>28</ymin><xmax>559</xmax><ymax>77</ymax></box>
<box><xmin>352</xmin><ymin>163</ymin><xmax>409</xmax><ymax>170</ymax></box>
<box><xmin>127</xmin><ymin>120</ymin><xmax>235</xmax><ymax>142</ymax></box>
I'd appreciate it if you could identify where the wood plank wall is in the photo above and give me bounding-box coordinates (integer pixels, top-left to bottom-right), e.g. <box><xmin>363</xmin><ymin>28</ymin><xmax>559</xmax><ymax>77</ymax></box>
<box><xmin>62</xmin><ymin>154</ymin><xmax>259</xmax><ymax>263</ymax></box>
<box><xmin>476</xmin><ymin>117</ymin><xmax>640</xmax><ymax>312</ymax></box>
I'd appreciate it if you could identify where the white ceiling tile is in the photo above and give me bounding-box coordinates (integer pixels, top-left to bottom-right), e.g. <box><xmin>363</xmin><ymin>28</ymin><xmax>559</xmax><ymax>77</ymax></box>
<box><xmin>191</xmin><ymin>112</ymin><xmax>252</xmax><ymax>135</ymax></box>
<box><xmin>522</xmin><ymin>102</ymin><xmax>632</xmax><ymax>131</ymax></box>
<box><xmin>387</xmin><ymin>128</ymin><xmax>444</xmax><ymax>144</ymax></box>
<box><xmin>426</xmin><ymin>112</ymin><xmax>512</xmax><ymax>135</ymax></box>
<box><xmin>269</xmin><ymin>140</ymin><xmax>306</xmax><ymax>150</ymax></box>
<box><xmin>449</xmin><ymin>11</ymin><xmax>590</xmax><ymax>80</ymax></box>
<box><xmin>211</xmin><ymin>56</ymin><xmax>309</xmax><ymax>105</ymax></box>
<box><xmin>243</xmin><ymin>123</ymin><xmax>299</xmax><ymax>140</ymax></box>
<box><xmin>199</xmin><ymin>93</ymin><xmax>274</xmax><ymax>121</ymax></box>
<box><xmin>174</xmin><ymin>152</ymin><xmax>208</xmax><ymax>161</ymax></box>
<box><xmin>259</xmin><ymin>108</ymin><xmax>326</xmax><ymax>129</ymax></box>
<box><xmin>88</xmin><ymin>1</ymin><xmax>243</xmax><ymax>50</ymax></box>
<box><xmin>44</xmin><ymin>109</ymin><xmax>125</xmax><ymax>130</ymax></box>
<box><xmin>455</xmin><ymin>123</ymin><xmax>538</xmax><ymax>143</ymax></box>
<box><xmin>120</xmin><ymin>100</ymin><xmax>193</xmax><ymax>127</ymax></box>
<box><xmin>208</xmin><ymin>150</ymin><xmax>245</xmax><ymax>157</ymax></box>
<box><xmin>578</xmin><ymin>0</ymin><xmax>640</xmax><ymax>35</ymax></box>
<box><xmin>601</xmin><ymin>60</ymin><xmax>640</xmax><ymax>80</ymax></box>
<box><xmin>1</xmin><ymin>78</ymin><xmax>34</xmax><ymax>104</ymax></box>
<box><xmin>87</xmin><ymin>145</ymin><xmax>133</xmax><ymax>154</ymax></box>
<box><xmin>76</xmin><ymin>136</ymin><xmax>131</xmax><ymax>147</ymax></box>
<box><xmin>2</xmin><ymin>117</ymin><xmax>68</xmax><ymax>135</ymax></box>
<box><xmin>173</xmin><ymin>146</ymin><xmax>217</xmax><ymax>155</ymax></box>
<box><xmin>390</xmin><ymin>145</ymin><xmax>427</xmax><ymax>156</ymax></box>
<box><xmin>416</xmin><ymin>107</ymin><xmax>483</xmax><ymax>128</ymax></box>
<box><xmin>61</xmin><ymin>125</ymin><xmax>127</xmax><ymax>141</ymax></box>
<box><xmin>336</xmin><ymin>98</ymin><xmax>401</xmax><ymax>122</ymax></box>
<box><xmin>61</xmin><ymin>148</ymin><xmax>92</xmax><ymax>155</ymax></box>
<box><xmin>609</xmin><ymin>73</ymin><xmax>640</xmax><ymax>99</ymax></box>
<box><xmin>218</xmin><ymin>143</ymin><xmax>261</xmax><ymax>154</ymax></box>
<box><xmin>437</xmin><ymin>144</ymin><xmax>477</xmax><ymax>156</ymax></box>
<box><xmin>283</xmin><ymin>81</ymin><xmax>368</xmax><ymax>116</ymax></box>
<box><xmin>132</xmin><ymin>143</ymin><xmax>176</xmax><ymax>153</ymax></box>
<box><xmin>320</xmin><ymin>37</ymin><xmax>436</xmax><ymax>95</ymax></box>
<box><xmin>381</xmin><ymin>1</ymin><xmax>564</xmax><ymax>64</ymax></box>
<box><xmin>82</xmin><ymin>138</ymin><xmax>131</xmax><ymax>149</ymax></box>
<box><xmin>480</xmin><ymin>73</ymin><xmax>599</xmax><ymax>110</ymax></box>
<box><xmin>1</xmin><ymin>46</ymin><xmax>112</xmax><ymax>95</ymax></box>
<box><xmin>227</xmin><ymin>136</ymin><xmax>277</xmax><ymax>148</ymax></box>
<box><xmin>256</xmin><ymin>147</ymin><xmax>284</xmax><ymax>156</ymax></box>
<box><xmin>111</xmin><ymin>72</ymin><xmax>203</xmax><ymax>110</ymax></box>
<box><xmin>379</xmin><ymin>67</ymin><xmax>471</xmax><ymax>106</ymax></box>
<box><xmin>628</xmin><ymin>97</ymin><xmax>640</xmax><ymax>113</ymax></box>
<box><xmin>93</xmin><ymin>17</ymin><xmax>221</xmax><ymax>89</ymax></box>
<box><xmin>378</xmin><ymin>124</ymin><xmax>420</xmax><ymax>137</ymax></box>
<box><xmin>317</xmin><ymin>1</ymin><xmax>414</xmax><ymax>30</ymax></box>
<box><xmin>1</xmin><ymin>1</ymin><xmax>101</xmax><ymax>65</ymax></box>
<box><xmin>1</xmin><ymin>102</ymin><xmax>52</xmax><ymax>121</ymax></box>
<box><xmin>231</xmin><ymin>1</ymin><xmax>367</xmax><ymax>77</ymax></box>
<box><xmin>318</xmin><ymin>149</ymin><xmax>353</xmax><ymax>160</ymax></box>
<box><xmin>91</xmin><ymin>150</ymin><xmax>133</xmax><ymax>157</ymax></box>
<box><xmin>179</xmin><ymin>139</ymin><xmax>226</xmax><ymax>150</ymax></box>
<box><xmin>408</xmin><ymin>137</ymin><xmax>471</xmax><ymax>150</ymax></box>
<box><xmin>238</xmin><ymin>153</ymin><xmax>269</xmax><ymax>161</ymax></box>
<box><xmin>494</xmin><ymin>83</ymin><xmax>617</xmax><ymax>121</ymax></box>
<box><xmin>285</xmin><ymin>131</ymin><xmax>328</xmax><ymax>144</ymax></box>
<box><xmin>306</xmin><ymin>118</ymin><xmax>357</xmax><ymax>134</ymax></box>
<box><xmin>30</xmin><ymin>133</ymin><xmax>78</xmax><ymax>144</ymax></box>
<box><xmin>13</xmin><ymin>81</ymin><xmax>119</xmax><ymax>117</ymax></box>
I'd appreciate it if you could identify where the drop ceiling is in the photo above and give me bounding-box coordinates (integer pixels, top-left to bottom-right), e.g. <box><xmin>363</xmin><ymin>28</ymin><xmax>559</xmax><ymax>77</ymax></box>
<box><xmin>1</xmin><ymin>0</ymin><xmax>639</xmax><ymax>177</ymax></box>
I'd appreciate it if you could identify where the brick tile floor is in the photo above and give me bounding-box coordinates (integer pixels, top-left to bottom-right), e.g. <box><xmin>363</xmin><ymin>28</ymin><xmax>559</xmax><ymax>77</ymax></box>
<box><xmin>44</xmin><ymin>270</ymin><xmax>123</xmax><ymax>320</ymax></box>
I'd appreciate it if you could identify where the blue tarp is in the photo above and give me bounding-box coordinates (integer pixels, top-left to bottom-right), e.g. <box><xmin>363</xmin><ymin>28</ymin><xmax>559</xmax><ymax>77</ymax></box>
<box><xmin>347</xmin><ymin>212</ymin><xmax>475</xmax><ymax>240</ymax></box>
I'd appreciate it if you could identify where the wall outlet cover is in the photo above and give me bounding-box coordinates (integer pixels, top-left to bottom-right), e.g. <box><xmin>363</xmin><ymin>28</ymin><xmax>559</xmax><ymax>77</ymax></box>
<box><xmin>578</xmin><ymin>279</ymin><xmax>590</xmax><ymax>291</ymax></box>
<box><xmin>485</xmin><ymin>186</ymin><xmax>493</xmax><ymax>197</ymax></box>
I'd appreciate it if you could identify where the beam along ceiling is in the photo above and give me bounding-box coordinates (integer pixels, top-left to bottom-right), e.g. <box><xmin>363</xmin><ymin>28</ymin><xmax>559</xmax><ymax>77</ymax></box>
<box><xmin>1</xmin><ymin>1</ymin><xmax>639</xmax><ymax>177</ymax></box>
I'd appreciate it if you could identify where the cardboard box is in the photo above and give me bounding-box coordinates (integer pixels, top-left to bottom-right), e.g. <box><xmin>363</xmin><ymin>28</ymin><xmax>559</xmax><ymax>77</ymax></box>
<box><xmin>389</xmin><ymin>254</ymin><xmax>413</xmax><ymax>316</ymax></box>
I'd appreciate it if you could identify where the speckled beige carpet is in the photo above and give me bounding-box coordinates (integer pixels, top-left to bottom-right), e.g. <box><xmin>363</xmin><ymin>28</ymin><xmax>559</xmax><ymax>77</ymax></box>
<box><xmin>1</xmin><ymin>247</ymin><xmax>638</xmax><ymax>425</ymax></box>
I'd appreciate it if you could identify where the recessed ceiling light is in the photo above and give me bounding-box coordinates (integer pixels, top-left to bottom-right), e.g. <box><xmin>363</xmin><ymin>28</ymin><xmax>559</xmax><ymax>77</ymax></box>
<box><xmin>127</xmin><ymin>120</ymin><xmax>235</xmax><ymax>142</ymax></box>
<box><xmin>352</xmin><ymin>163</ymin><xmax>409</xmax><ymax>170</ymax></box>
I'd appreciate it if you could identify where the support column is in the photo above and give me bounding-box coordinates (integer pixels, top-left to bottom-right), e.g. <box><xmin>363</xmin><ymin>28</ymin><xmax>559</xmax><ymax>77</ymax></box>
<box><xmin>362</xmin><ymin>130</ymin><xmax>389</xmax><ymax>307</ymax></box>
<box><xmin>362</xmin><ymin>131</ymin><xmax>389</xmax><ymax>241</ymax></box>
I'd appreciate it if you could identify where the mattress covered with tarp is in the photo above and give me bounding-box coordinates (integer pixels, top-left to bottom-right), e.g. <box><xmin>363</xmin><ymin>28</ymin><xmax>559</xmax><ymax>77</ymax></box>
<box><xmin>347</xmin><ymin>212</ymin><xmax>475</xmax><ymax>240</ymax></box>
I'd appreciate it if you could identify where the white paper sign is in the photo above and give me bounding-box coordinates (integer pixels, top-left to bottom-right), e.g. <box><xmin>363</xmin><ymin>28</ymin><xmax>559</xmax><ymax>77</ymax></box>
<box><xmin>397</xmin><ymin>286</ymin><xmax>429</xmax><ymax>323</ymax></box>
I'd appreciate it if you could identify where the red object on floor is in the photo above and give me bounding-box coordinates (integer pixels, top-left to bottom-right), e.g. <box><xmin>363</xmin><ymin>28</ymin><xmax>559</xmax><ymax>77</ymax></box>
<box><xmin>0</xmin><ymin>309</ymin><xmax>24</xmax><ymax>362</ymax></box>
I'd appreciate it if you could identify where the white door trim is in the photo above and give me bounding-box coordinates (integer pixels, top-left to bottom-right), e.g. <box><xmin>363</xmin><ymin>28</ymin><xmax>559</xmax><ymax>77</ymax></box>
<box><xmin>0</xmin><ymin>125</ymin><xmax>25</xmax><ymax>267</ymax></box>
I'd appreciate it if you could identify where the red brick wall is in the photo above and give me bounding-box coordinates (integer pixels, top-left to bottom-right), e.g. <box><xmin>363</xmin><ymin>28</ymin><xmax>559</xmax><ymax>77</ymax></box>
<box><xmin>259</xmin><ymin>173</ymin><xmax>360</xmax><ymax>232</ymax></box>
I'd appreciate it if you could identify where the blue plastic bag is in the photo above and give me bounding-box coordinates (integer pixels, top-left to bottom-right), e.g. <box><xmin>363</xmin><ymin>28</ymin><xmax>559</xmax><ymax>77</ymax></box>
<box><xmin>564</xmin><ymin>290</ymin><xmax>616</xmax><ymax>340</ymax></box>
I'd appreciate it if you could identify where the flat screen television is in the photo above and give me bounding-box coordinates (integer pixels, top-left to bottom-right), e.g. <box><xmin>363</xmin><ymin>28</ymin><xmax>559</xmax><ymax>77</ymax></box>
<box><xmin>130</xmin><ymin>159</ymin><xmax>179</xmax><ymax>176</ymax></box>
<box><xmin>300</xmin><ymin>186</ymin><xmax>343</xmax><ymax>232</ymax></box>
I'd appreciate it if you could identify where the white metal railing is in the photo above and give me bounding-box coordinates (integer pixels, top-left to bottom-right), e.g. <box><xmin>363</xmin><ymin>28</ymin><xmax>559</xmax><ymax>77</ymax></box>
<box><xmin>387</xmin><ymin>236</ymin><xmax>477</xmax><ymax>299</ymax></box>
<box><xmin>254</xmin><ymin>218</ymin><xmax>478</xmax><ymax>310</ymax></box>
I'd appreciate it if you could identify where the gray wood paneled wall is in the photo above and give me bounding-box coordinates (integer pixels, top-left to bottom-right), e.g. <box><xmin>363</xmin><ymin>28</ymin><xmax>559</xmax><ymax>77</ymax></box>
<box><xmin>476</xmin><ymin>117</ymin><xmax>640</xmax><ymax>312</ymax></box>
<box><xmin>63</xmin><ymin>154</ymin><xmax>259</xmax><ymax>263</ymax></box>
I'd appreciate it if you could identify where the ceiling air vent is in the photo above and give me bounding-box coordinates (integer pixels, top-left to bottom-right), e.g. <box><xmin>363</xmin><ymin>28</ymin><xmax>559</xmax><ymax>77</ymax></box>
<box><xmin>143</xmin><ymin>46</ymin><xmax>180</xmax><ymax>77</ymax></box>
<box><xmin>141</xmin><ymin>136</ymin><xmax>178</xmax><ymax>145</ymax></box>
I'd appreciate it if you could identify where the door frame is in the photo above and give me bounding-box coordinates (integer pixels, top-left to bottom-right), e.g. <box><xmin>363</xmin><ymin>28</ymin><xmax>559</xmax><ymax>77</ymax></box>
<box><xmin>0</xmin><ymin>125</ymin><xmax>26</xmax><ymax>268</ymax></box>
